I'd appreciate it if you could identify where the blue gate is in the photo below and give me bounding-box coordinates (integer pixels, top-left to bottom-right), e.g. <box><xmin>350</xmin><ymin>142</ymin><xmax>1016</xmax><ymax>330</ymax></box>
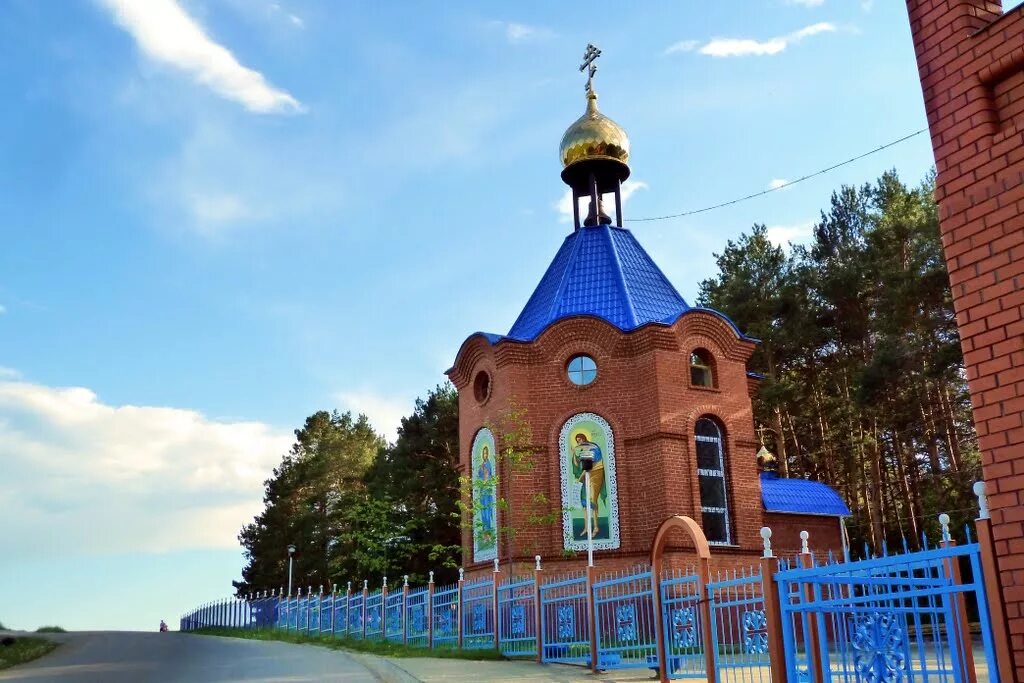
<box><xmin>539</xmin><ymin>573</ymin><xmax>590</xmax><ymax>665</ymax></box>
<box><xmin>660</xmin><ymin>569</ymin><xmax>707</xmax><ymax>679</ymax></box>
<box><xmin>777</xmin><ymin>543</ymin><xmax>997</xmax><ymax>683</ymax></box>
<box><xmin>593</xmin><ymin>566</ymin><xmax>658</xmax><ymax>670</ymax></box>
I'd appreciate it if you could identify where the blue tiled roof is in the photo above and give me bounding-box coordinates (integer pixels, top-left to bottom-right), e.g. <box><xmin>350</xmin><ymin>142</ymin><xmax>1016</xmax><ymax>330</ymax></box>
<box><xmin>760</xmin><ymin>473</ymin><xmax>850</xmax><ymax>516</ymax></box>
<box><xmin>506</xmin><ymin>224</ymin><xmax>690</xmax><ymax>341</ymax></box>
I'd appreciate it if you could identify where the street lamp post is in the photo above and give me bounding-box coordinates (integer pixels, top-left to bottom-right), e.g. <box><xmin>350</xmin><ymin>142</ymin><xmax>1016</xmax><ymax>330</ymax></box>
<box><xmin>579</xmin><ymin>451</ymin><xmax>595</xmax><ymax>567</ymax></box>
<box><xmin>287</xmin><ymin>544</ymin><xmax>296</xmax><ymax>597</ymax></box>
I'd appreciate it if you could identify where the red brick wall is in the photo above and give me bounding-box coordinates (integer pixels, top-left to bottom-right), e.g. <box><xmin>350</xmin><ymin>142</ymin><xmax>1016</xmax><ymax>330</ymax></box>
<box><xmin>765</xmin><ymin>513</ymin><xmax>845</xmax><ymax>560</ymax></box>
<box><xmin>906</xmin><ymin>0</ymin><xmax>1024</xmax><ymax>675</ymax></box>
<box><xmin>448</xmin><ymin>310</ymin><xmax>766</xmax><ymax>574</ymax></box>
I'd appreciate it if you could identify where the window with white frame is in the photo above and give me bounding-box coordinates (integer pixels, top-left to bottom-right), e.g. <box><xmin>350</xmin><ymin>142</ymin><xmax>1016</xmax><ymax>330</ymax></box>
<box><xmin>695</xmin><ymin>417</ymin><xmax>731</xmax><ymax>545</ymax></box>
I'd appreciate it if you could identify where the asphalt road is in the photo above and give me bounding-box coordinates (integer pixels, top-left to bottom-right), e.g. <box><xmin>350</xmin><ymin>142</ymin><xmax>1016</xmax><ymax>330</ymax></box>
<box><xmin>0</xmin><ymin>631</ymin><xmax>379</xmax><ymax>682</ymax></box>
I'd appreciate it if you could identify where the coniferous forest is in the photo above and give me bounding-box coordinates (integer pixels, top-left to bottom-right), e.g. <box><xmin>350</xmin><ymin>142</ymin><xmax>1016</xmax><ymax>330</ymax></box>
<box><xmin>236</xmin><ymin>170</ymin><xmax>977</xmax><ymax>595</ymax></box>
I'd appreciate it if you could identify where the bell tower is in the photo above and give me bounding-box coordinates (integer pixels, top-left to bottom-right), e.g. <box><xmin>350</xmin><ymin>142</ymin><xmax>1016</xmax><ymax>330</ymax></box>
<box><xmin>559</xmin><ymin>44</ymin><xmax>631</xmax><ymax>229</ymax></box>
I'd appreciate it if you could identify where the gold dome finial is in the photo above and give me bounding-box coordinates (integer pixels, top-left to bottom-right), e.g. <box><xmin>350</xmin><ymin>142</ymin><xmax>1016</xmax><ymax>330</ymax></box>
<box><xmin>559</xmin><ymin>44</ymin><xmax>630</xmax><ymax>171</ymax></box>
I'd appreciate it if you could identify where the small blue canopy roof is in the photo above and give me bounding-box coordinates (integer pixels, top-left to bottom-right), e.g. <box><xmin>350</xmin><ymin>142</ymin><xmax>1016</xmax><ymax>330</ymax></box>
<box><xmin>760</xmin><ymin>473</ymin><xmax>850</xmax><ymax>517</ymax></box>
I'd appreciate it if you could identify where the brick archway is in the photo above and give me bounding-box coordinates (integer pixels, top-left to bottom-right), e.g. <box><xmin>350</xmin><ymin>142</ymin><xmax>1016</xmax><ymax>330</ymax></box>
<box><xmin>649</xmin><ymin>515</ymin><xmax>715</xmax><ymax>683</ymax></box>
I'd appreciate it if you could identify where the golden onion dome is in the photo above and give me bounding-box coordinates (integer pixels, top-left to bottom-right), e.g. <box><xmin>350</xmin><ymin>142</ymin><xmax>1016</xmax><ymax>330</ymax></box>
<box><xmin>559</xmin><ymin>92</ymin><xmax>630</xmax><ymax>170</ymax></box>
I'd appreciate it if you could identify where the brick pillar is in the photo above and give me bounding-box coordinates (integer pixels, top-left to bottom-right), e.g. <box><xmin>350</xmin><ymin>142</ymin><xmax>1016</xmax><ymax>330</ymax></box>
<box><xmin>906</xmin><ymin>2</ymin><xmax>1024</xmax><ymax>677</ymax></box>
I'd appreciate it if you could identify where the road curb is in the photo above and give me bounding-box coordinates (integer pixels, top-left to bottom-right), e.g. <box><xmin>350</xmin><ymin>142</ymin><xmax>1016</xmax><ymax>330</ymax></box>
<box><xmin>349</xmin><ymin>652</ymin><xmax>423</xmax><ymax>683</ymax></box>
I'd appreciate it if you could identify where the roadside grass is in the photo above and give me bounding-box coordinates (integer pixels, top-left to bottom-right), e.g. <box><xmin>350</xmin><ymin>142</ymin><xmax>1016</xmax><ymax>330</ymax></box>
<box><xmin>193</xmin><ymin>627</ymin><xmax>508</xmax><ymax>660</ymax></box>
<box><xmin>34</xmin><ymin>626</ymin><xmax>66</xmax><ymax>633</ymax></box>
<box><xmin>0</xmin><ymin>636</ymin><xmax>59</xmax><ymax>670</ymax></box>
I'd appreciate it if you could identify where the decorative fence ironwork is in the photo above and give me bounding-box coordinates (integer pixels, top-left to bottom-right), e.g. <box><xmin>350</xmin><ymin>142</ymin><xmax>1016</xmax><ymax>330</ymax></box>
<box><xmin>406</xmin><ymin>587</ymin><xmax>429</xmax><ymax>647</ymax></box>
<box><xmin>461</xmin><ymin>577</ymin><xmax>495</xmax><ymax>650</ymax></box>
<box><xmin>777</xmin><ymin>538</ymin><xmax>998</xmax><ymax>683</ymax></box>
<box><xmin>180</xmin><ymin>483</ymin><xmax>1011</xmax><ymax>683</ymax></box>
<box><xmin>660</xmin><ymin>569</ymin><xmax>707</xmax><ymax>679</ymax></box>
<box><xmin>539</xmin><ymin>572</ymin><xmax>590</xmax><ymax>665</ymax></box>
<box><xmin>431</xmin><ymin>582</ymin><xmax>458</xmax><ymax>649</ymax></box>
<box><xmin>593</xmin><ymin>566</ymin><xmax>658</xmax><ymax>671</ymax></box>
<box><xmin>347</xmin><ymin>591</ymin><xmax>364</xmax><ymax>639</ymax></box>
<box><xmin>497</xmin><ymin>575</ymin><xmax>536</xmax><ymax>657</ymax></box>
<box><xmin>385</xmin><ymin>587</ymin><xmax>404</xmax><ymax>642</ymax></box>
<box><xmin>365</xmin><ymin>589</ymin><xmax>384</xmax><ymax>639</ymax></box>
<box><xmin>708</xmin><ymin>568</ymin><xmax>769</xmax><ymax>683</ymax></box>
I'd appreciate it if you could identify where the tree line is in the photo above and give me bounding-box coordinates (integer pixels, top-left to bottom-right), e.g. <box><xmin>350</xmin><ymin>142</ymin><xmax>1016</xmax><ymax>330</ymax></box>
<box><xmin>235</xmin><ymin>386</ymin><xmax>462</xmax><ymax>596</ymax></box>
<box><xmin>236</xmin><ymin>169</ymin><xmax>977</xmax><ymax>594</ymax></box>
<box><xmin>698</xmin><ymin>170</ymin><xmax>977</xmax><ymax>551</ymax></box>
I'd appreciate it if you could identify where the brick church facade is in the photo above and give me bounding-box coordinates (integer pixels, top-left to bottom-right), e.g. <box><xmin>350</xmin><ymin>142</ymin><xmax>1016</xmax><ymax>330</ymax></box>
<box><xmin>907</xmin><ymin>1</ymin><xmax>1024</xmax><ymax>677</ymax></box>
<box><xmin>447</xmin><ymin>64</ymin><xmax>848</xmax><ymax>578</ymax></box>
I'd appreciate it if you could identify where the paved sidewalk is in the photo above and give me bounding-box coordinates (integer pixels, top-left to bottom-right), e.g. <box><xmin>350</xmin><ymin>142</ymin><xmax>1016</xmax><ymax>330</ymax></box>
<box><xmin>379</xmin><ymin>658</ymin><xmax>657</xmax><ymax>683</ymax></box>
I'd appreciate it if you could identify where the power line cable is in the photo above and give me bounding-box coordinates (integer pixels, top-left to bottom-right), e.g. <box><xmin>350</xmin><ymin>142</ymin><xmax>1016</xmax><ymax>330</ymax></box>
<box><xmin>627</xmin><ymin>128</ymin><xmax>929</xmax><ymax>223</ymax></box>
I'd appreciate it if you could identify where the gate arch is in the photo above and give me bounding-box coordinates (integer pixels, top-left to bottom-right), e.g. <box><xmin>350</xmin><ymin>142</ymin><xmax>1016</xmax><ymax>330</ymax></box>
<box><xmin>649</xmin><ymin>516</ymin><xmax>716</xmax><ymax>683</ymax></box>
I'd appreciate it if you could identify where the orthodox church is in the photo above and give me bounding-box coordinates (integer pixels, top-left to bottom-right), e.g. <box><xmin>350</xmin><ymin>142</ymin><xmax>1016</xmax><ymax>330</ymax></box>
<box><xmin>447</xmin><ymin>48</ymin><xmax>848</xmax><ymax>574</ymax></box>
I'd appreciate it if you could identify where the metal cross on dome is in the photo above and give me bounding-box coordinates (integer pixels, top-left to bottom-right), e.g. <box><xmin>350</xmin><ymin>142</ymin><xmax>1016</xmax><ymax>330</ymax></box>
<box><xmin>579</xmin><ymin>43</ymin><xmax>601</xmax><ymax>95</ymax></box>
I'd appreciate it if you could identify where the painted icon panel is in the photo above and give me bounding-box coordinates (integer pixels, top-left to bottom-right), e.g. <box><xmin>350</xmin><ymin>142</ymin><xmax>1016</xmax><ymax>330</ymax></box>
<box><xmin>560</xmin><ymin>413</ymin><xmax>620</xmax><ymax>551</ymax></box>
<box><xmin>471</xmin><ymin>428</ymin><xmax>498</xmax><ymax>562</ymax></box>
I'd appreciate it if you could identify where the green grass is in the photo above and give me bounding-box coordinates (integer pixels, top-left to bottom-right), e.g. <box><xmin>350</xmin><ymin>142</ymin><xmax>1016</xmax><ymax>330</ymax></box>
<box><xmin>34</xmin><ymin>626</ymin><xmax>66</xmax><ymax>633</ymax></box>
<box><xmin>193</xmin><ymin>627</ymin><xmax>508</xmax><ymax>660</ymax></box>
<box><xmin>0</xmin><ymin>636</ymin><xmax>59</xmax><ymax>670</ymax></box>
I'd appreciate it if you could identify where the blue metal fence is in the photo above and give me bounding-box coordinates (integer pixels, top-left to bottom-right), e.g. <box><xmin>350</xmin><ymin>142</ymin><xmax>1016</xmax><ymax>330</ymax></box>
<box><xmin>593</xmin><ymin>566</ymin><xmax>658</xmax><ymax>671</ymax></box>
<box><xmin>347</xmin><ymin>592</ymin><xmax>364</xmax><ymax>639</ymax></box>
<box><xmin>708</xmin><ymin>568</ymin><xmax>770</xmax><ymax>683</ymax></box>
<box><xmin>385</xmin><ymin>589</ymin><xmax>404</xmax><ymax>641</ymax></box>
<box><xmin>406</xmin><ymin>587</ymin><xmax>429</xmax><ymax>647</ymax></box>
<box><xmin>180</xmin><ymin>500</ymin><xmax>1006</xmax><ymax>683</ymax></box>
<box><xmin>539</xmin><ymin>572</ymin><xmax>590</xmax><ymax>665</ymax></box>
<box><xmin>777</xmin><ymin>541</ymin><xmax>997</xmax><ymax>683</ymax></box>
<box><xmin>461</xmin><ymin>578</ymin><xmax>495</xmax><ymax>649</ymax></box>
<box><xmin>365</xmin><ymin>589</ymin><xmax>383</xmax><ymax>639</ymax></box>
<box><xmin>661</xmin><ymin>569</ymin><xmax>707</xmax><ymax>679</ymax></box>
<box><xmin>431</xmin><ymin>583</ymin><xmax>458</xmax><ymax>648</ymax></box>
<box><xmin>497</xmin><ymin>576</ymin><xmax>536</xmax><ymax>657</ymax></box>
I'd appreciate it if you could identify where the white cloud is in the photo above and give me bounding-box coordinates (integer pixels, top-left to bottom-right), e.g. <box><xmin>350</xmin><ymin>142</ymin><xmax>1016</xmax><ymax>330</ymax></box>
<box><xmin>768</xmin><ymin>178</ymin><xmax>791</xmax><ymax>190</ymax></box>
<box><xmin>188</xmin><ymin>192</ymin><xmax>253</xmax><ymax>231</ymax></box>
<box><xmin>0</xmin><ymin>367</ymin><xmax>19</xmax><ymax>379</ymax></box>
<box><xmin>0</xmin><ymin>378</ymin><xmax>291</xmax><ymax>560</ymax></box>
<box><xmin>491</xmin><ymin>21</ymin><xmax>555</xmax><ymax>44</ymax></box>
<box><xmin>786</xmin><ymin>0</ymin><xmax>825</xmax><ymax>6</ymax></box>
<box><xmin>765</xmin><ymin>220</ymin><xmax>815</xmax><ymax>247</ymax></box>
<box><xmin>667</xmin><ymin>22</ymin><xmax>837</xmax><ymax>58</ymax></box>
<box><xmin>555</xmin><ymin>180</ymin><xmax>648</xmax><ymax>223</ymax></box>
<box><xmin>100</xmin><ymin>0</ymin><xmax>303</xmax><ymax>114</ymax></box>
<box><xmin>861</xmin><ymin>0</ymin><xmax>874</xmax><ymax>10</ymax></box>
<box><xmin>664</xmin><ymin>40</ymin><xmax>699</xmax><ymax>55</ymax></box>
<box><xmin>335</xmin><ymin>390</ymin><xmax>410</xmax><ymax>444</ymax></box>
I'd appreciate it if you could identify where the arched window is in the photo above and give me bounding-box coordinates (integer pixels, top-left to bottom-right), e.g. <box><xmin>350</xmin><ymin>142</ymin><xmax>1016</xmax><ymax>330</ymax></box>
<box><xmin>695</xmin><ymin>418</ymin><xmax>731</xmax><ymax>545</ymax></box>
<box><xmin>690</xmin><ymin>349</ymin><xmax>715</xmax><ymax>388</ymax></box>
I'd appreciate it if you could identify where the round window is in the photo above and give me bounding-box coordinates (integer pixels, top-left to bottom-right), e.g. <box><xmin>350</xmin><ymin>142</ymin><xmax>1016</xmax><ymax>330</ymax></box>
<box><xmin>473</xmin><ymin>371</ymin><xmax>491</xmax><ymax>403</ymax></box>
<box><xmin>567</xmin><ymin>354</ymin><xmax>598</xmax><ymax>386</ymax></box>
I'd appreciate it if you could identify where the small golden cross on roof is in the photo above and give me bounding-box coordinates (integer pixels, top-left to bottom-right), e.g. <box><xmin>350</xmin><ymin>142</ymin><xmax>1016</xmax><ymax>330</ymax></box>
<box><xmin>579</xmin><ymin>43</ymin><xmax>601</xmax><ymax>96</ymax></box>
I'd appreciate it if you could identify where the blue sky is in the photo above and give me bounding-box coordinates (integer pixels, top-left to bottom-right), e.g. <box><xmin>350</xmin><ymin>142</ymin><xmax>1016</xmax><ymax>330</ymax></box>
<box><xmin>0</xmin><ymin>0</ymin><xmax>936</xmax><ymax>631</ymax></box>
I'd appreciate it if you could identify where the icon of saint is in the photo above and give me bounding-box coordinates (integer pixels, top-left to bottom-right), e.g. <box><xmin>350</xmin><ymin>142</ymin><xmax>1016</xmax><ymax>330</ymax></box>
<box><xmin>477</xmin><ymin>444</ymin><xmax>495</xmax><ymax>546</ymax></box>
<box><xmin>571</xmin><ymin>431</ymin><xmax>605</xmax><ymax>538</ymax></box>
